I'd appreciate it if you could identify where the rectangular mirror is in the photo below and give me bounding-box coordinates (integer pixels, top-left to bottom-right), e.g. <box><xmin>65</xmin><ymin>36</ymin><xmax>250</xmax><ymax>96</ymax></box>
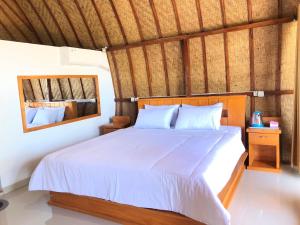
<box><xmin>17</xmin><ymin>75</ymin><xmax>100</xmax><ymax>133</ymax></box>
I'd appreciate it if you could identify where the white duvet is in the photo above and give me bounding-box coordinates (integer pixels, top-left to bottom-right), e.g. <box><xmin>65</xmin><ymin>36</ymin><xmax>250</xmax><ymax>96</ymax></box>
<box><xmin>29</xmin><ymin>126</ymin><xmax>245</xmax><ymax>225</ymax></box>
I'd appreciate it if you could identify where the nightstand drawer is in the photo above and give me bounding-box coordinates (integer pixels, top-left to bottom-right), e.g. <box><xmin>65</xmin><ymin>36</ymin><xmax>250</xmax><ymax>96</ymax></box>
<box><xmin>249</xmin><ymin>133</ymin><xmax>278</xmax><ymax>146</ymax></box>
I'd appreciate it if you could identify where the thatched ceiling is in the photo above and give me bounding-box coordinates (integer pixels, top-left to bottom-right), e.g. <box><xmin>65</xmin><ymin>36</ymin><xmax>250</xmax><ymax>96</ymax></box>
<box><xmin>0</xmin><ymin>0</ymin><xmax>299</xmax><ymax>49</ymax></box>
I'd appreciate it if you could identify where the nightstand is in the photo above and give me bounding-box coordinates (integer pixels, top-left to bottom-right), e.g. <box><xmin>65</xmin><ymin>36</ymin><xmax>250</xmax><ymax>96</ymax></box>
<box><xmin>100</xmin><ymin>116</ymin><xmax>131</xmax><ymax>135</ymax></box>
<box><xmin>247</xmin><ymin>128</ymin><xmax>281</xmax><ymax>173</ymax></box>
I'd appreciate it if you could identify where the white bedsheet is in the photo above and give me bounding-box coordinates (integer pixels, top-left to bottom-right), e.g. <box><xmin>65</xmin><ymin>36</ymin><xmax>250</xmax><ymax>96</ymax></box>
<box><xmin>29</xmin><ymin>126</ymin><xmax>245</xmax><ymax>225</ymax></box>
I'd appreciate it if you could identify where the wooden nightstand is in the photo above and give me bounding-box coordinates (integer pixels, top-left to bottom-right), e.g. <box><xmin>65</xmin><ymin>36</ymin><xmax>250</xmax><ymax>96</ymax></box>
<box><xmin>100</xmin><ymin>116</ymin><xmax>131</xmax><ymax>135</ymax></box>
<box><xmin>247</xmin><ymin>128</ymin><xmax>281</xmax><ymax>173</ymax></box>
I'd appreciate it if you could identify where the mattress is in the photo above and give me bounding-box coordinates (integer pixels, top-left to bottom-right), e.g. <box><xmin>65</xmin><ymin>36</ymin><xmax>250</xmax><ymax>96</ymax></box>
<box><xmin>29</xmin><ymin>126</ymin><xmax>245</xmax><ymax>225</ymax></box>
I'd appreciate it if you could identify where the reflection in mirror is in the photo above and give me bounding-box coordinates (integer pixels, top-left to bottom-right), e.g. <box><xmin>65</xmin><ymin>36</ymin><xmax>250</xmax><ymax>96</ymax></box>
<box><xmin>18</xmin><ymin>75</ymin><xmax>100</xmax><ymax>133</ymax></box>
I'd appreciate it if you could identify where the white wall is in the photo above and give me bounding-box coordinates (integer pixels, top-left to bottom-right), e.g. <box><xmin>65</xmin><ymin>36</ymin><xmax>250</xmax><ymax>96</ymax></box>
<box><xmin>0</xmin><ymin>40</ymin><xmax>115</xmax><ymax>190</ymax></box>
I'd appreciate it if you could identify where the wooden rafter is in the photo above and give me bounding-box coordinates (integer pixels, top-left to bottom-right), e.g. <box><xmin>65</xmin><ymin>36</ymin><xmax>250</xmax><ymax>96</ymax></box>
<box><xmin>0</xmin><ymin>4</ymin><xmax>31</xmax><ymax>42</ymax></box>
<box><xmin>149</xmin><ymin>0</ymin><xmax>170</xmax><ymax>96</ymax></box>
<box><xmin>111</xmin><ymin>52</ymin><xmax>124</xmax><ymax>114</ymax></box>
<box><xmin>29</xmin><ymin>79</ymin><xmax>36</xmax><ymax>100</ymax></box>
<box><xmin>108</xmin><ymin>17</ymin><xmax>293</xmax><ymax>51</ymax></box>
<box><xmin>276</xmin><ymin>0</ymin><xmax>283</xmax><ymax>116</ymax></box>
<box><xmin>57</xmin><ymin>78</ymin><xmax>63</xmax><ymax>99</ymax></box>
<box><xmin>109</xmin><ymin>0</ymin><xmax>137</xmax><ymax>97</ymax></box>
<box><xmin>195</xmin><ymin>0</ymin><xmax>208</xmax><ymax>93</ymax></box>
<box><xmin>171</xmin><ymin>0</ymin><xmax>182</xmax><ymax>34</ymax></box>
<box><xmin>0</xmin><ymin>17</ymin><xmax>15</xmax><ymax>40</ymax></box>
<box><xmin>74</xmin><ymin>0</ymin><xmax>97</xmax><ymax>49</ymax></box>
<box><xmin>27</xmin><ymin>0</ymin><xmax>55</xmax><ymax>45</ymax></box>
<box><xmin>79</xmin><ymin>78</ymin><xmax>87</xmax><ymax>99</ymax></box>
<box><xmin>46</xmin><ymin>79</ymin><xmax>53</xmax><ymax>101</ymax></box>
<box><xmin>38</xmin><ymin>79</ymin><xmax>45</xmax><ymax>100</ymax></box>
<box><xmin>10</xmin><ymin>0</ymin><xmax>43</xmax><ymax>43</ymax></box>
<box><xmin>67</xmin><ymin>78</ymin><xmax>74</xmax><ymax>99</ymax></box>
<box><xmin>247</xmin><ymin>0</ymin><xmax>255</xmax><ymax>114</ymax></box>
<box><xmin>182</xmin><ymin>39</ymin><xmax>191</xmax><ymax>96</ymax></box>
<box><xmin>57</xmin><ymin>0</ymin><xmax>83</xmax><ymax>48</ymax></box>
<box><xmin>43</xmin><ymin>0</ymin><xmax>69</xmax><ymax>46</ymax></box>
<box><xmin>219</xmin><ymin>0</ymin><xmax>230</xmax><ymax>92</ymax></box>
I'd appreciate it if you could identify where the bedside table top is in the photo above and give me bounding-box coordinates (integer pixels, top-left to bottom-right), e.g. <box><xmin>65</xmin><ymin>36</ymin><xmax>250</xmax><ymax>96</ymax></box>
<box><xmin>246</xmin><ymin>127</ymin><xmax>281</xmax><ymax>134</ymax></box>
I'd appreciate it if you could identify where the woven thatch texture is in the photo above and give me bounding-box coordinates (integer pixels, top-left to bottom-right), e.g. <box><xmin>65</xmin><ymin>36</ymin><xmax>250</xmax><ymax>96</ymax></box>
<box><xmin>176</xmin><ymin>0</ymin><xmax>200</xmax><ymax>33</ymax></box>
<box><xmin>146</xmin><ymin>44</ymin><xmax>167</xmax><ymax>96</ymax></box>
<box><xmin>60</xmin><ymin>0</ymin><xmax>93</xmax><ymax>49</ymax></box>
<box><xmin>30</xmin><ymin>79</ymin><xmax>43</xmax><ymax>100</ymax></box>
<box><xmin>76</xmin><ymin>0</ymin><xmax>107</xmax><ymax>47</ymax></box>
<box><xmin>131</xmin><ymin>0</ymin><xmax>158</xmax><ymax>40</ymax></box>
<box><xmin>114</xmin><ymin>50</ymin><xmax>134</xmax><ymax>98</ymax></box>
<box><xmin>280</xmin><ymin>22</ymin><xmax>297</xmax><ymax>161</ymax></box>
<box><xmin>107</xmin><ymin>52</ymin><xmax>120</xmax><ymax>98</ymax></box>
<box><xmin>252</xmin><ymin>0</ymin><xmax>278</xmax><ymax>21</ymax></box>
<box><xmin>112</xmin><ymin>0</ymin><xmax>140</xmax><ymax>43</ymax></box>
<box><xmin>253</xmin><ymin>25</ymin><xmax>278</xmax><ymax>116</ymax></box>
<box><xmin>50</xmin><ymin>78</ymin><xmax>62</xmax><ymax>100</ymax></box>
<box><xmin>153</xmin><ymin>0</ymin><xmax>178</xmax><ymax>37</ymax></box>
<box><xmin>206</xmin><ymin>34</ymin><xmax>226</xmax><ymax>93</ymax></box>
<box><xmin>189</xmin><ymin>38</ymin><xmax>206</xmax><ymax>94</ymax></box>
<box><xmin>228</xmin><ymin>30</ymin><xmax>250</xmax><ymax>92</ymax></box>
<box><xmin>224</xmin><ymin>0</ymin><xmax>248</xmax><ymax>26</ymax></box>
<box><xmin>200</xmin><ymin>0</ymin><xmax>223</xmax><ymax>30</ymax></box>
<box><xmin>0</xmin><ymin>9</ymin><xmax>27</xmax><ymax>43</ymax></box>
<box><xmin>22</xmin><ymin>80</ymin><xmax>34</xmax><ymax>100</ymax></box>
<box><xmin>130</xmin><ymin>47</ymin><xmax>150</xmax><ymax>97</ymax></box>
<box><xmin>30</xmin><ymin>0</ymin><xmax>65</xmax><ymax>46</ymax></box>
<box><xmin>165</xmin><ymin>41</ymin><xmax>185</xmax><ymax>96</ymax></box>
<box><xmin>43</xmin><ymin>0</ymin><xmax>79</xmax><ymax>47</ymax></box>
<box><xmin>59</xmin><ymin>78</ymin><xmax>72</xmax><ymax>99</ymax></box>
<box><xmin>81</xmin><ymin>78</ymin><xmax>96</xmax><ymax>99</ymax></box>
<box><xmin>0</xmin><ymin>23</ymin><xmax>12</xmax><ymax>41</ymax></box>
<box><xmin>69</xmin><ymin>78</ymin><xmax>84</xmax><ymax>99</ymax></box>
<box><xmin>95</xmin><ymin>0</ymin><xmax>124</xmax><ymax>46</ymax></box>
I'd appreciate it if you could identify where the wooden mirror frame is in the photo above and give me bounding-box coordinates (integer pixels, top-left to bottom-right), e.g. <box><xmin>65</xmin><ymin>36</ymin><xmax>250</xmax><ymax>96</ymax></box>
<box><xmin>17</xmin><ymin>75</ymin><xmax>101</xmax><ymax>133</ymax></box>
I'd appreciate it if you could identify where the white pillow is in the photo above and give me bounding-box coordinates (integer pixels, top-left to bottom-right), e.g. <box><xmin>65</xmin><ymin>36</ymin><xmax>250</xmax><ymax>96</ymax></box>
<box><xmin>43</xmin><ymin>107</ymin><xmax>65</xmax><ymax>122</ymax></box>
<box><xmin>134</xmin><ymin>108</ymin><xmax>174</xmax><ymax>129</ymax></box>
<box><xmin>144</xmin><ymin>104</ymin><xmax>179</xmax><ymax>127</ymax></box>
<box><xmin>182</xmin><ymin>102</ymin><xmax>223</xmax><ymax>108</ymax></box>
<box><xmin>25</xmin><ymin>107</ymin><xmax>38</xmax><ymax>125</ymax></box>
<box><xmin>175</xmin><ymin>106</ymin><xmax>223</xmax><ymax>130</ymax></box>
<box><xmin>32</xmin><ymin>108</ymin><xmax>59</xmax><ymax>126</ymax></box>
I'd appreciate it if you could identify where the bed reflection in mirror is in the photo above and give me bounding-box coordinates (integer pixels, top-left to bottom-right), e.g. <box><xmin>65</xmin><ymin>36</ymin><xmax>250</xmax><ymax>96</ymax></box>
<box><xmin>18</xmin><ymin>75</ymin><xmax>100</xmax><ymax>133</ymax></box>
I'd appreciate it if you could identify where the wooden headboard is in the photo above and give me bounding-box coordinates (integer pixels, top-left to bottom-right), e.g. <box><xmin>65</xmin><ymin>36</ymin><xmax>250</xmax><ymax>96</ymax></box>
<box><xmin>138</xmin><ymin>95</ymin><xmax>247</xmax><ymax>140</ymax></box>
<box><xmin>25</xmin><ymin>101</ymin><xmax>78</xmax><ymax>120</ymax></box>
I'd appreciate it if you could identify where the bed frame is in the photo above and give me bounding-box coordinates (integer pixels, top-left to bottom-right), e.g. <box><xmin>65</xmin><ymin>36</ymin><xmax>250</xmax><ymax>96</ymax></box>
<box><xmin>49</xmin><ymin>95</ymin><xmax>247</xmax><ymax>225</ymax></box>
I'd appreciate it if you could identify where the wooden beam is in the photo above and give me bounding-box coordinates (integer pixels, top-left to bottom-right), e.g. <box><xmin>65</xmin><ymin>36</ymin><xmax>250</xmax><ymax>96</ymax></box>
<box><xmin>79</xmin><ymin>78</ymin><xmax>87</xmax><ymax>99</ymax></box>
<box><xmin>143</xmin><ymin>47</ymin><xmax>153</xmax><ymax>96</ymax></box>
<box><xmin>57</xmin><ymin>78</ymin><xmax>63</xmax><ymax>99</ymax></box>
<box><xmin>27</xmin><ymin>0</ymin><xmax>55</xmax><ymax>45</ymax></box>
<box><xmin>67</xmin><ymin>78</ymin><xmax>74</xmax><ymax>99</ymax></box>
<box><xmin>0</xmin><ymin>17</ymin><xmax>15</xmax><ymax>40</ymax></box>
<box><xmin>276</xmin><ymin>0</ymin><xmax>283</xmax><ymax>116</ymax></box>
<box><xmin>220</xmin><ymin>0</ymin><xmax>230</xmax><ymax>92</ymax></box>
<box><xmin>171</xmin><ymin>0</ymin><xmax>182</xmax><ymax>34</ymax></box>
<box><xmin>182</xmin><ymin>40</ymin><xmax>191</xmax><ymax>96</ymax></box>
<box><xmin>57</xmin><ymin>0</ymin><xmax>83</xmax><ymax>48</ymax></box>
<box><xmin>10</xmin><ymin>0</ymin><xmax>43</xmax><ymax>43</ymax></box>
<box><xmin>0</xmin><ymin>4</ymin><xmax>31</xmax><ymax>42</ymax></box>
<box><xmin>74</xmin><ymin>0</ymin><xmax>97</xmax><ymax>49</ymax></box>
<box><xmin>47</xmin><ymin>79</ymin><xmax>53</xmax><ymax>101</ymax></box>
<box><xmin>38</xmin><ymin>79</ymin><xmax>45</xmax><ymax>100</ymax></box>
<box><xmin>111</xmin><ymin>52</ymin><xmax>123</xmax><ymax>114</ymax></box>
<box><xmin>107</xmin><ymin>17</ymin><xmax>294</xmax><ymax>51</ymax></box>
<box><xmin>247</xmin><ymin>0</ymin><xmax>255</xmax><ymax>114</ymax></box>
<box><xmin>149</xmin><ymin>0</ymin><xmax>170</xmax><ymax>96</ymax></box>
<box><xmin>110</xmin><ymin>0</ymin><xmax>137</xmax><ymax>98</ymax></box>
<box><xmin>195</xmin><ymin>0</ymin><xmax>208</xmax><ymax>93</ymax></box>
<box><xmin>43</xmin><ymin>0</ymin><xmax>69</xmax><ymax>46</ymax></box>
<box><xmin>29</xmin><ymin>79</ymin><xmax>36</xmax><ymax>101</ymax></box>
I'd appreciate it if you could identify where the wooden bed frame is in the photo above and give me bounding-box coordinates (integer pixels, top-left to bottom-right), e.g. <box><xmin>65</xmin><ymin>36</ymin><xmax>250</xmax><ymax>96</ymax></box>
<box><xmin>49</xmin><ymin>95</ymin><xmax>247</xmax><ymax>225</ymax></box>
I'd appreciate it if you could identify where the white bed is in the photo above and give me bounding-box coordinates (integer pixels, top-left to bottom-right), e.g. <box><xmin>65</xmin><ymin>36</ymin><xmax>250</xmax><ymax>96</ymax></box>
<box><xmin>29</xmin><ymin>126</ymin><xmax>245</xmax><ymax>225</ymax></box>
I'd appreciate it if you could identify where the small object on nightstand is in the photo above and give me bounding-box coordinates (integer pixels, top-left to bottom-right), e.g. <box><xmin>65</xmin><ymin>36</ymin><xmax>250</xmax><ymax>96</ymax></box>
<box><xmin>100</xmin><ymin>116</ymin><xmax>131</xmax><ymax>135</ymax></box>
<box><xmin>247</xmin><ymin>127</ymin><xmax>281</xmax><ymax>173</ymax></box>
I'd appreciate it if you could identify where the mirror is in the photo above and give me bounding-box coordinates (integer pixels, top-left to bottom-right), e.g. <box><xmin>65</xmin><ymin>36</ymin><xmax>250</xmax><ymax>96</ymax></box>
<box><xmin>17</xmin><ymin>75</ymin><xmax>100</xmax><ymax>133</ymax></box>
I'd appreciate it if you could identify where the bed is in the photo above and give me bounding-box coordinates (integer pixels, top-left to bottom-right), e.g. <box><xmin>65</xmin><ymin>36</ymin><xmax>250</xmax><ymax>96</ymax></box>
<box><xmin>29</xmin><ymin>95</ymin><xmax>247</xmax><ymax>225</ymax></box>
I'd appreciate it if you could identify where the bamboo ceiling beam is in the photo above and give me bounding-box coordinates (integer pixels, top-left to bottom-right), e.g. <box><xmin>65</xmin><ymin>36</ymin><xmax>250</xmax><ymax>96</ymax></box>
<box><xmin>79</xmin><ymin>78</ymin><xmax>87</xmax><ymax>99</ymax></box>
<box><xmin>10</xmin><ymin>0</ymin><xmax>43</xmax><ymax>43</ymax></box>
<box><xmin>57</xmin><ymin>0</ymin><xmax>83</xmax><ymax>48</ymax></box>
<box><xmin>74</xmin><ymin>0</ymin><xmax>97</xmax><ymax>49</ymax></box>
<box><xmin>128</xmin><ymin>0</ymin><xmax>153</xmax><ymax>97</ymax></box>
<box><xmin>171</xmin><ymin>0</ymin><xmax>182</xmax><ymax>34</ymax></box>
<box><xmin>57</xmin><ymin>78</ymin><xmax>63</xmax><ymax>99</ymax></box>
<box><xmin>220</xmin><ymin>0</ymin><xmax>230</xmax><ymax>92</ymax></box>
<box><xmin>43</xmin><ymin>0</ymin><xmax>69</xmax><ymax>46</ymax></box>
<box><xmin>182</xmin><ymin>40</ymin><xmax>191</xmax><ymax>96</ymax></box>
<box><xmin>29</xmin><ymin>79</ymin><xmax>36</xmax><ymax>101</ymax></box>
<box><xmin>67</xmin><ymin>78</ymin><xmax>74</xmax><ymax>99</ymax></box>
<box><xmin>276</xmin><ymin>0</ymin><xmax>283</xmax><ymax>116</ymax></box>
<box><xmin>195</xmin><ymin>0</ymin><xmax>208</xmax><ymax>93</ymax></box>
<box><xmin>38</xmin><ymin>79</ymin><xmax>45</xmax><ymax>100</ymax></box>
<box><xmin>0</xmin><ymin>17</ymin><xmax>15</xmax><ymax>40</ymax></box>
<box><xmin>91</xmin><ymin>0</ymin><xmax>123</xmax><ymax>114</ymax></box>
<box><xmin>27</xmin><ymin>0</ymin><xmax>55</xmax><ymax>45</ymax></box>
<box><xmin>107</xmin><ymin>17</ymin><xmax>294</xmax><ymax>51</ymax></box>
<box><xmin>0</xmin><ymin>4</ymin><xmax>31</xmax><ymax>43</ymax></box>
<box><xmin>247</xmin><ymin>0</ymin><xmax>255</xmax><ymax>114</ymax></box>
<box><xmin>110</xmin><ymin>0</ymin><xmax>137</xmax><ymax>97</ymax></box>
<box><xmin>149</xmin><ymin>0</ymin><xmax>170</xmax><ymax>96</ymax></box>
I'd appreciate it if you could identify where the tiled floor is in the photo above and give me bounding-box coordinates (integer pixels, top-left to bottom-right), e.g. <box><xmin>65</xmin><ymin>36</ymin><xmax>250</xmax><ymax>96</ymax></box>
<box><xmin>1</xmin><ymin>166</ymin><xmax>300</xmax><ymax>225</ymax></box>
